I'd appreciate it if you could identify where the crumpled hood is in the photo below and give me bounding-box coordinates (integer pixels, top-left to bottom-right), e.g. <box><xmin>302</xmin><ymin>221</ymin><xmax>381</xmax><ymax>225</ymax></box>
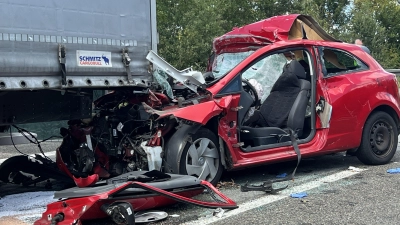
<box><xmin>213</xmin><ymin>14</ymin><xmax>340</xmax><ymax>54</ymax></box>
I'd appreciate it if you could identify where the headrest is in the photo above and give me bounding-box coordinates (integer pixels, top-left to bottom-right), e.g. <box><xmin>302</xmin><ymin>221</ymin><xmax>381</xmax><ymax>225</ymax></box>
<box><xmin>285</xmin><ymin>60</ymin><xmax>306</xmax><ymax>79</ymax></box>
<box><xmin>298</xmin><ymin>60</ymin><xmax>310</xmax><ymax>75</ymax></box>
<box><xmin>270</xmin><ymin>60</ymin><xmax>305</xmax><ymax>92</ymax></box>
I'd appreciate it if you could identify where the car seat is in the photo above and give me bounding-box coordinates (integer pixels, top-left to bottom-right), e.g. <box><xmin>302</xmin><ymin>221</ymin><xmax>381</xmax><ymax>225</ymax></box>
<box><xmin>240</xmin><ymin>60</ymin><xmax>311</xmax><ymax>148</ymax></box>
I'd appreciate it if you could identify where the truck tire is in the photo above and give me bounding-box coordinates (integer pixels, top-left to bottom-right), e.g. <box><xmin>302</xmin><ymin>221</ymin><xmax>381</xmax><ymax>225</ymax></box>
<box><xmin>357</xmin><ymin>111</ymin><xmax>398</xmax><ymax>165</ymax></box>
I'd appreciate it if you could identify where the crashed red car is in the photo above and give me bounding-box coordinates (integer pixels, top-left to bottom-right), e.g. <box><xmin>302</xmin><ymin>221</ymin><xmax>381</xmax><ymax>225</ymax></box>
<box><xmin>2</xmin><ymin>14</ymin><xmax>399</xmax><ymax>188</ymax></box>
<box><xmin>150</xmin><ymin>14</ymin><xmax>400</xmax><ymax>184</ymax></box>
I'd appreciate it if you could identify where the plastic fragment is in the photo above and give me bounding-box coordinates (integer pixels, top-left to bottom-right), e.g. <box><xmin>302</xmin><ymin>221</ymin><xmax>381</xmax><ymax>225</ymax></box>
<box><xmin>276</xmin><ymin>173</ymin><xmax>287</xmax><ymax>178</ymax></box>
<box><xmin>348</xmin><ymin>166</ymin><xmax>363</xmax><ymax>172</ymax></box>
<box><xmin>170</xmin><ymin>214</ymin><xmax>180</xmax><ymax>218</ymax></box>
<box><xmin>387</xmin><ymin>168</ymin><xmax>400</xmax><ymax>174</ymax></box>
<box><xmin>290</xmin><ymin>192</ymin><xmax>308</xmax><ymax>198</ymax></box>
<box><xmin>213</xmin><ymin>208</ymin><xmax>225</xmax><ymax>218</ymax></box>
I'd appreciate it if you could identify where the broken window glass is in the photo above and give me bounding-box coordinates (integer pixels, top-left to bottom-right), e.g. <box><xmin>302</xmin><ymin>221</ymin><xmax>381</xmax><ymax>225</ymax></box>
<box><xmin>241</xmin><ymin>53</ymin><xmax>287</xmax><ymax>103</ymax></box>
<box><xmin>212</xmin><ymin>51</ymin><xmax>255</xmax><ymax>78</ymax></box>
<box><xmin>153</xmin><ymin>69</ymin><xmax>174</xmax><ymax>99</ymax></box>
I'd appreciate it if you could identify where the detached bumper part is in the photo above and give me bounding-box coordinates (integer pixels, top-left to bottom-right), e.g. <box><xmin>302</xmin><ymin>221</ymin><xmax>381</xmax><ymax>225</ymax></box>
<box><xmin>34</xmin><ymin>171</ymin><xmax>237</xmax><ymax>225</ymax></box>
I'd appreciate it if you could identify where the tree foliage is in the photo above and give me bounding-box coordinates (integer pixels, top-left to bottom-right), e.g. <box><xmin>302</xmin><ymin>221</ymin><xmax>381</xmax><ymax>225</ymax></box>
<box><xmin>156</xmin><ymin>0</ymin><xmax>400</xmax><ymax>70</ymax></box>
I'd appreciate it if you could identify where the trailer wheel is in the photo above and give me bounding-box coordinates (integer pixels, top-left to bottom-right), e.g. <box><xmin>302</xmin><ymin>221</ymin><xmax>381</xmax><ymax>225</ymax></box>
<box><xmin>0</xmin><ymin>156</ymin><xmax>38</xmax><ymax>184</ymax></box>
<box><xmin>179</xmin><ymin>128</ymin><xmax>223</xmax><ymax>185</ymax></box>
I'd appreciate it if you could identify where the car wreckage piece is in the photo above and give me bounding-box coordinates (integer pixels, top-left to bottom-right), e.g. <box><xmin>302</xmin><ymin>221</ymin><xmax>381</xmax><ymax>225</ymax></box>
<box><xmin>34</xmin><ymin>171</ymin><xmax>238</xmax><ymax>225</ymax></box>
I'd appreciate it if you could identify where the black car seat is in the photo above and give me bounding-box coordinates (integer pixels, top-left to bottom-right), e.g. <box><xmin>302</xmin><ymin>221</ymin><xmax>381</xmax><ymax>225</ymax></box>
<box><xmin>240</xmin><ymin>60</ymin><xmax>311</xmax><ymax>148</ymax></box>
<box><xmin>298</xmin><ymin>59</ymin><xmax>311</xmax><ymax>81</ymax></box>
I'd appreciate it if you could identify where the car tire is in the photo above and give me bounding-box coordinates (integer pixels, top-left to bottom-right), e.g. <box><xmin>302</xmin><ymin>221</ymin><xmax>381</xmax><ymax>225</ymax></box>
<box><xmin>0</xmin><ymin>156</ymin><xmax>37</xmax><ymax>184</ymax></box>
<box><xmin>179</xmin><ymin>128</ymin><xmax>223</xmax><ymax>185</ymax></box>
<box><xmin>356</xmin><ymin>111</ymin><xmax>398</xmax><ymax>165</ymax></box>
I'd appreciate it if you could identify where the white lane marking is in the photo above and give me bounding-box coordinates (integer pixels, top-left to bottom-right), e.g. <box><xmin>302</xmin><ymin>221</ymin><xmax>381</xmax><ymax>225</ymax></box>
<box><xmin>0</xmin><ymin>151</ymin><xmax>56</xmax><ymax>165</ymax></box>
<box><xmin>184</xmin><ymin>169</ymin><xmax>365</xmax><ymax>225</ymax></box>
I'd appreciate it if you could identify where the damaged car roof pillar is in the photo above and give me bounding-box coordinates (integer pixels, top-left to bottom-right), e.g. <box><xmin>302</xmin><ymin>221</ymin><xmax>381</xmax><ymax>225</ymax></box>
<box><xmin>146</xmin><ymin>50</ymin><xmax>206</xmax><ymax>94</ymax></box>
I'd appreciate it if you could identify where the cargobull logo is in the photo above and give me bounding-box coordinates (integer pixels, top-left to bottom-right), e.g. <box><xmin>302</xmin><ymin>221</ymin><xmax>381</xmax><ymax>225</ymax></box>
<box><xmin>102</xmin><ymin>55</ymin><xmax>110</xmax><ymax>65</ymax></box>
<box><xmin>76</xmin><ymin>50</ymin><xmax>112</xmax><ymax>67</ymax></box>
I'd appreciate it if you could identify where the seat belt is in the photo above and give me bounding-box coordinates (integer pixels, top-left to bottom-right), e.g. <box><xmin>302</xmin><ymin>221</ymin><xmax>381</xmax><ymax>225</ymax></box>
<box><xmin>240</xmin><ymin>129</ymin><xmax>302</xmax><ymax>193</ymax></box>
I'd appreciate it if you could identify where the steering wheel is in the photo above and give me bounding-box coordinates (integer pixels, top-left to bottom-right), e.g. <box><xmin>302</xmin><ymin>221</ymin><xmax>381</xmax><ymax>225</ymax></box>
<box><xmin>242</xmin><ymin>79</ymin><xmax>260</xmax><ymax>108</ymax></box>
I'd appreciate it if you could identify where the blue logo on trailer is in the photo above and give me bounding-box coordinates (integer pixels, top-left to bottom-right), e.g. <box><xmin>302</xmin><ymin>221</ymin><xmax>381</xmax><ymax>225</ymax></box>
<box><xmin>79</xmin><ymin>56</ymin><xmax>102</xmax><ymax>65</ymax></box>
<box><xmin>101</xmin><ymin>55</ymin><xmax>110</xmax><ymax>65</ymax></box>
<box><xmin>78</xmin><ymin>51</ymin><xmax>111</xmax><ymax>66</ymax></box>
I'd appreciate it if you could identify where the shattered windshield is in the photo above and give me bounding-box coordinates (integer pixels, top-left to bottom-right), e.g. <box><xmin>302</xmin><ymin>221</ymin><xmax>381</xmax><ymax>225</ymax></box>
<box><xmin>212</xmin><ymin>51</ymin><xmax>255</xmax><ymax>78</ymax></box>
<box><xmin>241</xmin><ymin>53</ymin><xmax>288</xmax><ymax>103</ymax></box>
<box><xmin>152</xmin><ymin>69</ymin><xmax>174</xmax><ymax>99</ymax></box>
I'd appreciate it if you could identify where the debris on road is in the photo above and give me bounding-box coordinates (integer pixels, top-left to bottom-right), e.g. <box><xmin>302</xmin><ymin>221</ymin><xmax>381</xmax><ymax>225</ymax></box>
<box><xmin>170</xmin><ymin>214</ymin><xmax>180</xmax><ymax>218</ymax></box>
<box><xmin>290</xmin><ymin>192</ymin><xmax>308</xmax><ymax>198</ymax></box>
<box><xmin>276</xmin><ymin>173</ymin><xmax>288</xmax><ymax>178</ymax></box>
<box><xmin>348</xmin><ymin>166</ymin><xmax>364</xmax><ymax>172</ymax></box>
<box><xmin>217</xmin><ymin>179</ymin><xmax>238</xmax><ymax>188</ymax></box>
<box><xmin>387</xmin><ymin>168</ymin><xmax>400</xmax><ymax>174</ymax></box>
<box><xmin>134</xmin><ymin>211</ymin><xmax>168</xmax><ymax>223</ymax></box>
<box><xmin>213</xmin><ymin>208</ymin><xmax>225</xmax><ymax>218</ymax></box>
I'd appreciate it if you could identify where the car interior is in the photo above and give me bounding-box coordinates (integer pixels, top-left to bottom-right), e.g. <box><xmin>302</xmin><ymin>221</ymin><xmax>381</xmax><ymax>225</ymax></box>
<box><xmin>237</xmin><ymin>49</ymin><xmax>314</xmax><ymax>152</ymax></box>
<box><xmin>321</xmin><ymin>48</ymin><xmax>369</xmax><ymax>76</ymax></box>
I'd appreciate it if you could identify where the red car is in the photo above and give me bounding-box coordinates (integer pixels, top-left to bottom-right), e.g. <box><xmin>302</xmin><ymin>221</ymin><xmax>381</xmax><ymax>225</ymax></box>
<box><xmin>3</xmin><ymin>14</ymin><xmax>399</xmax><ymax>188</ymax></box>
<box><xmin>147</xmin><ymin>14</ymin><xmax>400</xmax><ymax>185</ymax></box>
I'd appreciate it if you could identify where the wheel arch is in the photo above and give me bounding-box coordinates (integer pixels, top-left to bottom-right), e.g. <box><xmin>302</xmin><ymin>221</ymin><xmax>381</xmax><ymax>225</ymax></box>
<box><xmin>204</xmin><ymin>116</ymin><xmax>231</xmax><ymax>169</ymax></box>
<box><xmin>163</xmin><ymin>116</ymin><xmax>229</xmax><ymax>177</ymax></box>
<box><xmin>163</xmin><ymin>122</ymin><xmax>202</xmax><ymax>174</ymax></box>
<box><xmin>356</xmin><ymin>109</ymin><xmax>399</xmax><ymax>165</ymax></box>
<box><xmin>365</xmin><ymin>105</ymin><xmax>400</xmax><ymax>133</ymax></box>
<box><xmin>354</xmin><ymin>104</ymin><xmax>400</xmax><ymax>149</ymax></box>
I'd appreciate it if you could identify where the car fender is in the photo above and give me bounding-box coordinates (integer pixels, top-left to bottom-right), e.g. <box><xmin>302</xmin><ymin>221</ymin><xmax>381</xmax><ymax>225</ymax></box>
<box><xmin>353</xmin><ymin>92</ymin><xmax>400</xmax><ymax>146</ymax></box>
<box><xmin>164</xmin><ymin>123</ymin><xmax>202</xmax><ymax>174</ymax></box>
<box><xmin>146</xmin><ymin>100</ymin><xmax>223</xmax><ymax>125</ymax></box>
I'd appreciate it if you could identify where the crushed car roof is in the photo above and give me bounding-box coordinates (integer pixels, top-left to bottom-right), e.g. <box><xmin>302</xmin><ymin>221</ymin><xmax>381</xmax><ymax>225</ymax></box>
<box><xmin>213</xmin><ymin>14</ymin><xmax>341</xmax><ymax>54</ymax></box>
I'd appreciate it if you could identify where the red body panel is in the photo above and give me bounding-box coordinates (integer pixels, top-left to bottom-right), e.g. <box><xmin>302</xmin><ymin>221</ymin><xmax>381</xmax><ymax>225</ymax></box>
<box><xmin>212</xmin><ymin>14</ymin><xmax>339</xmax><ymax>55</ymax></box>
<box><xmin>157</xmin><ymin>100</ymin><xmax>223</xmax><ymax>125</ymax></box>
<box><xmin>56</xmin><ymin>149</ymin><xmax>99</xmax><ymax>188</ymax></box>
<box><xmin>34</xmin><ymin>181</ymin><xmax>237</xmax><ymax>225</ymax></box>
<box><xmin>34</xmin><ymin>185</ymin><xmax>203</xmax><ymax>225</ymax></box>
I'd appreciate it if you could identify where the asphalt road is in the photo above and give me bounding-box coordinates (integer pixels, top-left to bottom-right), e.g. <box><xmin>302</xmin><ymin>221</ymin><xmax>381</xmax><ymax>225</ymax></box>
<box><xmin>0</xmin><ymin>140</ymin><xmax>61</xmax><ymax>160</ymax></box>
<box><xmin>1</xmin><ymin>142</ymin><xmax>400</xmax><ymax>225</ymax></box>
